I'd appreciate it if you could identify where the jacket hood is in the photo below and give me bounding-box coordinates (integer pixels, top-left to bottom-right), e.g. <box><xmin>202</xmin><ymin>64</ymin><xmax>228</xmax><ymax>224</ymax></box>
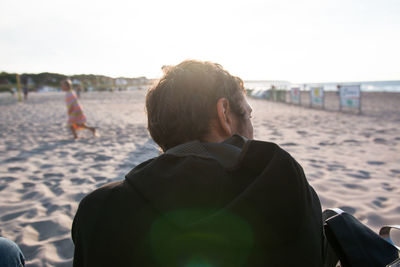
<box><xmin>124</xmin><ymin>135</ymin><xmax>294</xmax><ymax>227</ymax></box>
<box><xmin>124</xmin><ymin>135</ymin><xmax>321</xmax><ymax>265</ymax></box>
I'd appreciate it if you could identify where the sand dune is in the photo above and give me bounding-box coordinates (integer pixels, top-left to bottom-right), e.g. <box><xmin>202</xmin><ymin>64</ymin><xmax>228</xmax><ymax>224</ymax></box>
<box><xmin>0</xmin><ymin>91</ymin><xmax>399</xmax><ymax>266</ymax></box>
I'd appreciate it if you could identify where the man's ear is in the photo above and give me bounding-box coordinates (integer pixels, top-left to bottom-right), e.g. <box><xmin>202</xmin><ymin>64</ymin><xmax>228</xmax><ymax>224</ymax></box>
<box><xmin>216</xmin><ymin>98</ymin><xmax>234</xmax><ymax>137</ymax></box>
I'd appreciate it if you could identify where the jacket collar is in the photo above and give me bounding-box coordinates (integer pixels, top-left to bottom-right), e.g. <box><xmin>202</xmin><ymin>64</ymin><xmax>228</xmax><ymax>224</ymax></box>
<box><xmin>164</xmin><ymin>135</ymin><xmax>247</xmax><ymax>169</ymax></box>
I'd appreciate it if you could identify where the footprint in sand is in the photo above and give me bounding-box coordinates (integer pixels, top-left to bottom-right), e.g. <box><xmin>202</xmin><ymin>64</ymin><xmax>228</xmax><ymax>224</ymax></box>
<box><xmin>382</xmin><ymin>182</ymin><xmax>396</xmax><ymax>192</ymax></box>
<box><xmin>366</xmin><ymin>214</ymin><xmax>385</xmax><ymax>228</ymax></box>
<box><xmin>280</xmin><ymin>142</ymin><xmax>298</xmax><ymax>147</ymax></box>
<box><xmin>346</xmin><ymin>170</ymin><xmax>371</xmax><ymax>180</ymax></box>
<box><xmin>1</xmin><ymin>210</ymin><xmax>28</xmax><ymax>221</ymax></box>
<box><xmin>43</xmin><ymin>180</ymin><xmax>56</xmax><ymax>187</ymax></box>
<box><xmin>362</xmin><ymin>132</ymin><xmax>372</xmax><ymax>138</ymax></box>
<box><xmin>26</xmin><ymin>220</ymin><xmax>70</xmax><ymax>241</ymax></box>
<box><xmin>90</xmin><ymin>163</ymin><xmax>105</xmax><ymax>170</ymax></box>
<box><xmin>372</xmin><ymin>197</ymin><xmax>388</xmax><ymax>208</ymax></box>
<box><xmin>22</xmin><ymin>182</ymin><xmax>35</xmax><ymax>189</ymax></box>
<box><xmin>52</xmin><ymin>238</ymin><xmax>74</xmax><ymax>259</ymax></box>
<box><xmin>93</xmin><ymin>176</ymin><xmax>107</xmax><ymax>181</ymax></box>
<box><xmin>271</xmin><ymin>130</ymin><xmax>282</xmax><ymax>137</ymax></box>
<box><xmin>73</xmin><ymin>151</ymin><xmax>97</xmax><ymax>160</ymax></box>
<box><xmin>69</xmin><ymin>168</ymin><xmax>78</xmax><ymax>174</ymax></box>
<box><xmin>374</xmin><ymin>138</ymin><xmax>387</xmax><ymax>144</ymax></box>
<box><xmin>17</xmin><ymin>244</ymin><xmax>42</xmax><ymax>261</ymax></box>
<box><xmin>1</xmin><ymin>209</ymin><xmax>37</xmax><ymax>221</ymax></box>
<box><xmin>70</xmin><ymin>178</ymin><xmax>87</xmax><ymax>185</ymax></box>
<box><xmin>296</xmin><ymin>130</ymin><xmax>308</xmax><ymax>135</ymax></box>
<box><xmin>310</xmin><ymin>163</ymin><xmax>324</xmax><ymax>169</ymax></box>
<box><xmin>25</xmin><ymin>209</ymin><xmax>38</xmax><ymax>219</ymax></box>
<box><xmin>0</xmin><ymin>176</ymin><xmax>17</xmax><ymax>182</ymax></box>
<box><xmin>367</xmin><ymin>161</ymin><xmax>385</xmax><ymax>165</ymax></box>
<box><xmin>343</xmin><ymin>183</ymin><xmax>368</xmax><ymax>191</ymax></box>
<box><xmin>94</xmin><ymin>154</ymin><xmax>113</xmax><ymax>161</ymax></box>
<box><xmin>119</xmin><ymin>163</ymin><xmax>133</xmax><ymax>169</ymax></box>
<box><xmin>343</xmin><ymin>139</ymin><xmax>360</xmax><ymax>145</ymax></box>
<box><xmin>327</xmin><ymin>163</ymin><xmax>345</xmax><ymax>171</ymax></box>
<box><xmin>4</xmin><ymin>157</ymin><xmax>26</xmax><ymax>163</ymax></box>
<box><xmin>40</xmin><ymin>164</ymin><xmax>54</xmax><ymax>169</ymax></box>
<box><xmin>58</xmin><ymin>151</ymin><xmax>69</xmax><ymax>158</ymax></box>
<box><xmin>44</xmin><ymin>203</ymin><xmax>72</xmax><ymax>216</ymax></box>
<box><xmin>43</xmin><ymin>173</ymin><xmax>64</xmax><ymax>179</ymax></box>
<box><xmin>8</xmin><ymin>167</ymin><xmax>26</xmax><ymax>172</ymax></box>
<box><xmin>28</xmin><ymin>176</ymin><xmax>40</xmax><ymax>181</ymax></box>
<box><xmin>49</xmin><ymin>185</ymin><xmax>64</xmax><ymax>195</ymax></box>
<box><xmin>319</xmin><ymin>141</ymin><xmax>336</xmax><ymax>146</ymax></box>
<box><xmin>21</xmin><ymin>191</ymin><xmax>44</xmax><ymax>201</ymax></box>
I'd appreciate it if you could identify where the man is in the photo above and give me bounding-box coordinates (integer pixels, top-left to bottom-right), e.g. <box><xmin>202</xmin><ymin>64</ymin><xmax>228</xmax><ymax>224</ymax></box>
<box><xmin>72</xmin><ymin>60</ymin><xmax>324</xmax><ymax>266</ymax></box>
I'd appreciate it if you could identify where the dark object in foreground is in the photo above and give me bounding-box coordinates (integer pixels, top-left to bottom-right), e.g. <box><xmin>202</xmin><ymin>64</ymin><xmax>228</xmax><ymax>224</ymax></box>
<box><xmin>72</xmin><ymin>135</ymin><xmax>324</xmax><ymax>266</ymax></box>
<box><xmin>324</xmin><ymin>209</ymin><xmax>400</xmax><ymax>267</ymax></box>
<box><xmin>0</xmin><ymin>237</ymin><xmax>25</xmax><ymax>267</ymax></box>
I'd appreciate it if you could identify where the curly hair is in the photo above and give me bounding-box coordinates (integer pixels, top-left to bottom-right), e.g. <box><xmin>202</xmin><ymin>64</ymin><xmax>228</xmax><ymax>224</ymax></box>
<box><xmin>146</xmin><ymin>60</ymin><xmax>246</xmax><ymax>151</ymax></box>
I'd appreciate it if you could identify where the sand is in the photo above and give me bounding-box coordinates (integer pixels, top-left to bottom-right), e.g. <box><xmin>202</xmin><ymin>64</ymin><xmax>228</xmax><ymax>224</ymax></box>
<box><xmin>0</xmin><ymin>90</ymin><xmax>399</xmax><ymax>266</ymax></box>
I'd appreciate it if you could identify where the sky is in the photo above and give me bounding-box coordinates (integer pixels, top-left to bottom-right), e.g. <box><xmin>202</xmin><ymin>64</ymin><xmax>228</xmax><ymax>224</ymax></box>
<box><xmin>1</xmin><ymin>0</ymin><xmax>399</xmax><ymax>83</ymax></box>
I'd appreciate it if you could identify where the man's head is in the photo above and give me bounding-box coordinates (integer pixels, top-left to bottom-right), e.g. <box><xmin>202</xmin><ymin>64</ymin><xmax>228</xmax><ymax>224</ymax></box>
<box><xmin>61</xmin><ymin>79</ymin><xmax>72</xmax><ymax>91</ymax></box>
<box><xmin>146</xmin><ymin>60</ymin><xmax>253</xmax><ymax>151</ymax></box>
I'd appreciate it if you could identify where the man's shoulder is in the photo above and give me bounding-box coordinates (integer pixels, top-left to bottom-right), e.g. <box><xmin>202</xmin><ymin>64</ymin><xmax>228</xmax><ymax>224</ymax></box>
<box><xmin>244</xmin><ymin>139</ymin><xmax>281</xmax><ymax>155</ymax></box>
<box><xmin>239</xmin><ymin>138</ymin><xmax>295</xmax><ymax>171</ymax></box>
<box><xmin>73</xmin><ymin>180</ymin><xmax>130</xmax><ymax>235</ymax></box>
<box><xmin>78</xmin><ymin>180</ymin><xmax>126</xmax><ymax>210</ymax></box>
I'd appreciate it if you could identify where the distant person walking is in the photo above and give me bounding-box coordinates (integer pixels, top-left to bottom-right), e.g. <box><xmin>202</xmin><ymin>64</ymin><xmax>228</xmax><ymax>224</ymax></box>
<box><xmin>10</xmin><ymin>87</ymin><xmax>16</xmax><ymax>97</ymax></box>
<box><xmin>75</xmin><ymin>84</ymin><xmax>82</xmax><ymax>98</ymax></box>
<box><xmin>22</xmin><ymin>86</ymin><xmax>28</xmax><ymax>100</ymax></box>
<box><xmin>61</xmin><ymin>79</ymin><xmax>96</xmax><ymax>139</ymax></box>
<box><xmin>22</xmin><ymin>76</ymin><xmax>28</xmax><ymax>100</ymax></box>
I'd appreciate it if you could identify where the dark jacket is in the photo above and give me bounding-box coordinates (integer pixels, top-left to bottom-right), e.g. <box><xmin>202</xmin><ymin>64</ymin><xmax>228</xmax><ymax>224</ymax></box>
<box><xmin>72</xmin><ymin>135</ymin><xmax>324</xmax><ymax>266</ymax></box>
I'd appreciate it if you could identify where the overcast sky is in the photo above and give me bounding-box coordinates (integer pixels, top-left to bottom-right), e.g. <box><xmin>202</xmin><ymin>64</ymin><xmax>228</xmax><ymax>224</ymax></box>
<box><xmin>1</xmin><ymin>0</ymin><xmax>399</xmax><ymax>82</ymax></box>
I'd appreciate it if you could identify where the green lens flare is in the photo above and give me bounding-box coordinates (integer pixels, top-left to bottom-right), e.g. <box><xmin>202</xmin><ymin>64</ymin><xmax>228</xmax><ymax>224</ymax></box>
<box><xmin>150</xmin><ymin>209</ymin><xmax>253</xmax><ymax>267</ymax></box>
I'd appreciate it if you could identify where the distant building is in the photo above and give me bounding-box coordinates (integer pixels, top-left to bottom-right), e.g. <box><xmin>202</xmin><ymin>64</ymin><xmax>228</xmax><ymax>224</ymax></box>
<box><xmin>72</xmin><ymin>79</ymin><xmax>81</xmax><ymax>85</ymax></box>
<box><xmin>37</xmin><ymin>85</ymin><xmax>59</xmax><ymax>93</ymax></box>
<box><xmin>27</xmin><ymin>77</ymin><xmax>35</xmax><ymax>86</ymax></box>
<box><xmin>0</xmin><ymin>78</ymin><xmax>10</xmax><ymax>85</ymax></box>
<box><xmin>115</xmin><ymin>78</ymin><xmax>128</xmax><ymax>86</ymax></box>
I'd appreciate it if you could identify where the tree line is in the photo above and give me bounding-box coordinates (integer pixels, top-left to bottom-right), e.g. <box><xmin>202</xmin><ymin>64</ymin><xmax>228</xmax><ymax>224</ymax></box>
<box><xmin>0</xmin><ymin>72</ymin><xmax>150</xmax><ymax>93</ymax></box>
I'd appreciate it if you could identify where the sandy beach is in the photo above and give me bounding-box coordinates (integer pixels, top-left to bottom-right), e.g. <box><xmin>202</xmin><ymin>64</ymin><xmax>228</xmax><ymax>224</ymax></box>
<box><xmin>0</xmin><ymin>90</ymin><xmax>399</xmax><ymax>266</ymax></box>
